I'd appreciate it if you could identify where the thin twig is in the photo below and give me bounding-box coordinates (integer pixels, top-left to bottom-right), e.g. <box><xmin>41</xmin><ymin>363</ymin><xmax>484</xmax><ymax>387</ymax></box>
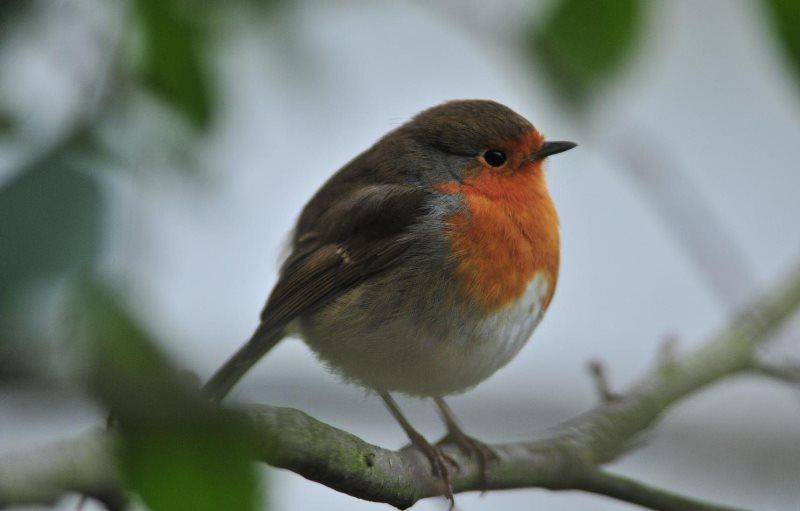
<box><xmin>574</xmin><ymin>470</ymin><xmax>748</xmax><ymax>511</ymax></box>
<box><xmin>656</xmin><ymin>334</ymin><xmax>680</xmax><ymax>369</ymax></box>
<box><xmin>753</xmin><ymin>361</ymin><xmax>800</xmax><ymax>386</ymax></box>
<box><xmin>587</xmin><ymin>359</ymin><xmax>620</xmax><ymax>403</ymax></box>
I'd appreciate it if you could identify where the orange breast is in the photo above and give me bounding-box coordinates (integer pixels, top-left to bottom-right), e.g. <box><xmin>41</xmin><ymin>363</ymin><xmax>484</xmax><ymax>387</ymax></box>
<box><xmin>437</xmin><ymin>164</ymin><xmax>560</xmax><ymax>312</ymax></box>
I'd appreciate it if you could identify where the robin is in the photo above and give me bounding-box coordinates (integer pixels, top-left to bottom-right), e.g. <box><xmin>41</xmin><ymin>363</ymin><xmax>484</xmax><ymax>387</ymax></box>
<box><xmin>204</xmin><ymin>99</ymin><xmax>575</xmax><ymax>500</ymax></box>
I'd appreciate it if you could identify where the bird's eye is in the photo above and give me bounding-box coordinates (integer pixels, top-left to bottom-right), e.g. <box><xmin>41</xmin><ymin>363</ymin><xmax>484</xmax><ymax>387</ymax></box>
<box><xmin>483</xmin><ymin>150</ymin><xmax>507</xmax><ymax>167</ymax></box>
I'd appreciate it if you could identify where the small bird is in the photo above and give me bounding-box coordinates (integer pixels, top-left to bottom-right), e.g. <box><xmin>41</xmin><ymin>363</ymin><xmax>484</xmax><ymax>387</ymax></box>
<box><xmin>204</xmin><ymin>100</ymin><xmax>575</xmax><ymax>499</ymax></box>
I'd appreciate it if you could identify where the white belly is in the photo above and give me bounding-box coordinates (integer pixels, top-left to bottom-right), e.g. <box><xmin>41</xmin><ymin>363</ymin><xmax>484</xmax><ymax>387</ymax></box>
<box><xmin>465</xmin><ymin>272</ymin><xmax>552</xmax><ymax>379</ymax></box>
<box><xmin>299</xmin><ymin>271</ymin><xmax>553</xmax><ymax>397</ymax></box>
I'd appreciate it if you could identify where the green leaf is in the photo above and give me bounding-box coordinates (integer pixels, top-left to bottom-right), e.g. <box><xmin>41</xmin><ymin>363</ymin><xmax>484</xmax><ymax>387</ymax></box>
<box><xmin>0</xmin><ymin>149</ymin><xmax>102</xmax><ymax>306</ymax></box>
<box><xmin>74</xmin><ymin>281</ymin><xmax>263</xmax><ymax>511</ymax></box>
<box><xmin>0</xmin><ymin>111</ymin><xmax>14</xmax><ymax>134</ymax></box>
<box><xmin>763</xmin><ymin>0</ymin><xmax>800</xmax><ymax>89</ymax></box>
<box><xmin>75</xmin><ymin>281</ymin><xmax>186</xmax><ymax>408</ymax></box>
<box><xmin>123</xmin><ymin>417</ymin><xmax>261</xmax><ymax>511</ymax></box>
<box><xmin>0</xmin><ymin>0</ymin><xmax>31</xmax><ymax>27</ymax></box>
<box><xmin>0</xmin><ymin>132</ymin><xmax>103</xmax><ymax>383</ymax></box>
<box><xmin>528</xmin><ymin>0</ymin><xmax>645</xmax><ymax>107</ymax></box>
<box><xmin>133</xmin><ymin>0</ymin><xmax>213</xmax><ymax>129</ymax></box>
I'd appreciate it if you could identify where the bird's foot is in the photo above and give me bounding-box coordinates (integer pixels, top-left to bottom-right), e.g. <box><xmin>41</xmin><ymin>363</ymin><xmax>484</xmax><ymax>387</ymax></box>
<box><xmin>404</xmin><ymin>430</ymin><xmax>458</xmax><ymax>506</ymax></box>
<box><xmin>437</xmin><ymin>430</ymin><xmax>498</xmax><ymax>492</ymax></box>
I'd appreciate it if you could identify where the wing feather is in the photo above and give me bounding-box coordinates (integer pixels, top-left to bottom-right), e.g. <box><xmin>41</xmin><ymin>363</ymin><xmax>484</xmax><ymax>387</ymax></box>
<box><xmin>259</xmin><ymin>184</ymin><xmax>429</xmax><ymax>329</ymax></box>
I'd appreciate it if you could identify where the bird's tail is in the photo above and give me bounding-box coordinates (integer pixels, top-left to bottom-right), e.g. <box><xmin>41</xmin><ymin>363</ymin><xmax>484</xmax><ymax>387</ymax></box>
<box><xmin>203</xmin><ymin>322</ymin><xmax>285</xmax><ymax>402</ymax></box>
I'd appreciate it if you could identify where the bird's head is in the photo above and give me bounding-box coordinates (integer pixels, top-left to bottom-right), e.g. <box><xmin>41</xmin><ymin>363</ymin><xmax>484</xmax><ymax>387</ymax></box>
<box><xmin>381</xmin><ymin>100</ymin><xmax>575</xmax><ymax>186</ymax></box>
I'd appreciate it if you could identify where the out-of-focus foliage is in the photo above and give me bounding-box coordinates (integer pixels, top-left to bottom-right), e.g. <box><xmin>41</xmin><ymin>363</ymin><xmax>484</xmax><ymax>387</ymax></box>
<box><xmin>763</xmin><ymin>0</ymin><xmax>800</xmax><ymax>91</ymax></box>
<box><xmin>0</xmin><ymin>146</ymin><xmax>102</xmax><ymax>309</ymax></box>
<box><xmin>0</xmin><ymin>111</ymin><xmax>14</xmax><ymax>134</ymax></box>
<box><xmin>528</xmin><ymin>0</ymin><xmax>645</xmax><ymax>108</ymax></box>
<box><xmin>0</xmin><ymin>0</ymin><xmax>30</xmax><ymax>26</ymax></box>
<box><xmin>74</xmin><ymin>280</ymin><xmax>263</xmax><ymax>511</ymax></box>
<box><xmin>133</xmin><ymin>0</ymin><xmax>213</xmax><ymax>128</ymax></box>
<box><xmin>1</xmin><ymin>0</ymin><xmax>271</xmax><ymax>501</ymax></box>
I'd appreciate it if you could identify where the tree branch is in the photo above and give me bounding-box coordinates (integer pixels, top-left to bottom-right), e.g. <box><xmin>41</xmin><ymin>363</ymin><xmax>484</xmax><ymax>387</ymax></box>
<box><xmin>3</xmin><ymin>262</ymin><xmax>800</xmax><ymax>510</ymax></box>
<box><xmin>752</xmin><ymin>360</ymin><xmax>800</xmax><ymax>387</ymax></box>
<box><xmin>573</xmin><ymin>470</ymin><xmax>748</xmax><ymax>511</ymax></box>
<box><xmin>0</xmin><ymin>433</ymin><xmax>120</xmax><ymax>509</ymax></box>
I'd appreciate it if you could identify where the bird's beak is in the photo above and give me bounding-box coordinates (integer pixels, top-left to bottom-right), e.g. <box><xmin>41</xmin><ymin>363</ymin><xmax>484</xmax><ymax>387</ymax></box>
<box><xmin>530</xmin><ymin>141</ymin><xmax>577</xmax><ymax>162</ymax></box>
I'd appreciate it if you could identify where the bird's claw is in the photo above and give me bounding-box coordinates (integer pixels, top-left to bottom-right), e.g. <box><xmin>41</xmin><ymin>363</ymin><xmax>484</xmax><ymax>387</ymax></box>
<box><xmin>437</xmin><ymin>432</ymin><xmax>498</xmax><ymax>492</ymax></box>
<box><xmin>405</xmin><ymin>431</ymin><xmax>456</xmax><ymax>506</ymax></box>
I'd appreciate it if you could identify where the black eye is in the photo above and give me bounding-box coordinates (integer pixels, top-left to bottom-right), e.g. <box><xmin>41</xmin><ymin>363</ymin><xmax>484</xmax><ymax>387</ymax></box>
<box><xmin>483</xmin><ymin>150</ymin><xmax>507</xmax><ymax>167</ymax></box>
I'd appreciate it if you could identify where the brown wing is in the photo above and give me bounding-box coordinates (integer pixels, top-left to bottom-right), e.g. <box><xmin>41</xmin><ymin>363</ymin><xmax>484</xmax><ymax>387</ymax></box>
<box><xmin>204</xmin><ymin>183</ymin><xmax>431</xmax><ymax>401</ymax></box>
<box><xmin>259</xmin><ymin>183</ymin><xmax>431</xmax><ymax>328</ymax></box>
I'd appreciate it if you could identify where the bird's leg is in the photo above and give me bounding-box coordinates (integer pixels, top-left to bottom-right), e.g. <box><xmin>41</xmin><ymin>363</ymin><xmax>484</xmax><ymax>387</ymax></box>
<box><xmin>433</xmin><ymin>396</ymin><xmax>498</xmax><ymax>490</ymax></box>
<box><xmin>379</xmin><ymin>391</ymin><xmax>456</xmax><ymax>504</ymax></box>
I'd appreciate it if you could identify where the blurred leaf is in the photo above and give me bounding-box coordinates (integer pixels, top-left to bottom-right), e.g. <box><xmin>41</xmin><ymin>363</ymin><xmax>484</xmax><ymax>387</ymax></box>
<box><xmin>0</xmin><ymin>0</ymin><xmax>31</xmax><ymax>27</ymax></box>
<box><xmin>74</xmin><ymin>281</ymin><xmax>263</xmax><ymax>511</ymax></box>
<box><xmin>0</xmin><ymin>148</ymin><xmax>102</xmax><ymax>306</ymax></box>
<box><xmin>763</xmin><ymin>0</ymin><xmax>800</xmax><ymax>89</ymax></box>
<box><xmin>123</xmin><ymin>417</ymin><xmax>262</xmax><ymax>511</ymax></box>
<box><xmin>75</xmin><ymin>281</ymin><xmax>186</xmax><ymax>408</ymax></box>
<box><xmin>0</xmin><ymin>130</ymin><xmax>103</xmax><ymax>384</ymax></box>
<box><xmin>0</xmin><ymin>325</ymin><xmax>39</xmax><ymax>383</ymax></box>
<box><xmin>0</xmin><ymin>111</ymin><xmax>14</xmax><ymax>134</ymax></box>
<box><xmin>528</xmin><ymin>0</ymin><xmax>645</xmax><ymax>108</ymax></box>
<box><xmin>238</xmin><ymin>0</ymin><xmax>285</xmax><ymax>12</ymax></box>
<box><xmin>133</xmin><ymin>0</ymin><xmax>213</xmax><ymax>129</ymax></box>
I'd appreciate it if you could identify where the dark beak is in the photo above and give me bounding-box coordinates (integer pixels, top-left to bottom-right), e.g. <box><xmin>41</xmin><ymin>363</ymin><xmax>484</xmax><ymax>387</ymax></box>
<box><xmin>531</xmin><ymin>141</ymin><xmax>577</xmax><ymax>162</ymax></box>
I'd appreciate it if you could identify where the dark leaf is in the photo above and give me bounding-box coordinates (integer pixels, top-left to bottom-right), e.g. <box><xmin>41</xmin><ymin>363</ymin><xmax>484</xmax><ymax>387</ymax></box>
<box><xmin>75</xmin><ymin>281</ymin><xmax>186</xmax><ymax>408</ymax></box>
<box><xmin>73</xmin><ymin>281</ymin><xmax>263</xmax><ymax>511</ymax></box>
<box><xmin>239</xmin><ymin>0</ymin><xmax>285</xmax><ymax>11</ymax></box>
<box><xmin>763</xmin><ymin>0</ymin><xmax>800</xmax><ymax>90</ymax></box>
<box><xmin>0</xmin><ymin>111</ymin><xmax>14</xmax><ymax>134</ymax></box>
<box><xmin>0</xmin><ymin>131</ymin><xmax>103</xmax><ymax>383</ymax></box>
<box><xmin>528</xmin><ymin>0</ymin><xmax>645</xmax><ymax>107</ymax></box>
<box><xmin>0</xmin><ymin>0</ymin><xmax>31</xmax><ymax>27</ymax></box>
<box><xmin>133</xmin><ymin>0</ymin><xmax>213</xmax><ymax>128</ymax></box>
<box><xmin>0</xmin><ymin>149</ymin><xmax>102</xmax><ymax>306</ymax></box>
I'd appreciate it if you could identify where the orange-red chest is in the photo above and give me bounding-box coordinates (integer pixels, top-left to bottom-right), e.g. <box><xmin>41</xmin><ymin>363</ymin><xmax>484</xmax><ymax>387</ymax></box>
<box><xmin>437</xmin><ymin>166</ymin><xmax>560</xmax><ymax>313</ymax></box>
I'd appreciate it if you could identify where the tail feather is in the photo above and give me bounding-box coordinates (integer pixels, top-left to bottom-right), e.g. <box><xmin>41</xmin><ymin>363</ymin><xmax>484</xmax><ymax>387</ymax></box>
<box><xmin>203</xmin><ymin>322</ymin><xmax>285</xmax><ymax>402</ymax></box>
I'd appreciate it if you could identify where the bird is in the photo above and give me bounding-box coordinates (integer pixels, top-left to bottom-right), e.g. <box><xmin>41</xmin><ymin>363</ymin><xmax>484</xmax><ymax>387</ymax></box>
<box><xmin>203</xmin><ymin>99</ymin><xmax>575</xmax><ymax>501</ymax></box>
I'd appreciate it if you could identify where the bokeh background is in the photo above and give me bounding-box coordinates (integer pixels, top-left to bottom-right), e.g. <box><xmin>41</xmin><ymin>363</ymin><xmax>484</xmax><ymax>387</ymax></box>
<box><xmin>2</xmin><ymin>1</ymin><xmax>800</xmax><ymax>510</ymax></box>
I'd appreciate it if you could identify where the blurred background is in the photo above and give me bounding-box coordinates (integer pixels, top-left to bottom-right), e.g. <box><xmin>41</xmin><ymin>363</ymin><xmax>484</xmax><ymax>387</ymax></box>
<box><xmin>1</xmin><ymin>0</ymin><xmax>800</xmax><ymax>510</ymax></box>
